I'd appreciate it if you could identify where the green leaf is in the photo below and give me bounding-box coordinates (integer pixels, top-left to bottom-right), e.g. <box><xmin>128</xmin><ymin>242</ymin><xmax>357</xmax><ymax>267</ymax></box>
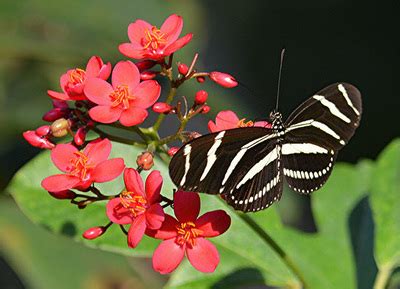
<box><xmin>370</xmin><ymin>139</ymin><xmax>400</xmax><ymax>284</ymax></box>
<box><xmin>7</xmin><ymin>141</ymin><xmax>175</xmax><ymax>257</ymax></box>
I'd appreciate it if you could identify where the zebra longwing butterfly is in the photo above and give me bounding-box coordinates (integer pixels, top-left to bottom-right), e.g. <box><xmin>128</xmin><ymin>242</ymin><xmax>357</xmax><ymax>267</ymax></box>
<box><xmin>169</xmin><ymin>83</ymin><xmax>362</xmax><ymax>212</ymax></box>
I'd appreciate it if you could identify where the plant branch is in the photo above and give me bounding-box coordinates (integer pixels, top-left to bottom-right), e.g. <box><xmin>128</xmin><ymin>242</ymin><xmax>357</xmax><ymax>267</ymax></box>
<box><xmin>238</xmin><ymin>213</ymin><xmax>308</xmax><ymax>288</ymax></box>
<box><xmin>374</xmin><ymin>264</ymin><xmax>393</xmax><ymax>289</ymax></box>
<box><xmin>92</xmin><ymin>127</ymin><xmax>146</xmax><ymax>147</ymax></box>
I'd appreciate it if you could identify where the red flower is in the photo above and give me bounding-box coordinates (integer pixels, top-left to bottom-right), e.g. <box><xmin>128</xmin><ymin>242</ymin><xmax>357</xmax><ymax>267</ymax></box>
<box><xmin>41</xmin><ymin>138</ymin><xmax>125</xmax><ymax>192</ymax></box>
<box><xmin>48</xmin><ymin>56</ymin><xmax>111</xmax><ymax>101</ymax></box>
<box><xmin>84</xmin><ymin>61</ymin><xmax>161</xmax><ymax>126</ymax></box>
<box><xmin>119</xmin><ymin>14</ymin><xmax>193</xmax><ymax>60</ymax></box>
<box><xmin>147</xmin><ymin>191</ymin><xmax>231</xmax><ymax>274</ymax></box>
<box><xmin>208</xmin><ymin>110</ymin><xmax>272</xmax><ymax>133</ymax></box>
<box><xmin>106</xmin><ymin>169</ymin><xmax>165</xmax><ymax>248</ymax></box>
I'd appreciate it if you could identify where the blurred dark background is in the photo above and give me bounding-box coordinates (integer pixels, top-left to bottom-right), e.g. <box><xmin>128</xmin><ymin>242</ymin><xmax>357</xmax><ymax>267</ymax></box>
<box><xmin>1</xmin><ymin>0</ymin><xmax>398</xmax><ymax>288</ymax></box>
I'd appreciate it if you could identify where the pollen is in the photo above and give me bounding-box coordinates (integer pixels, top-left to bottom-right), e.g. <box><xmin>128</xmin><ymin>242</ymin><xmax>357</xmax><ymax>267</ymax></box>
<box><xmin>70</xmin><ymin>151</ymin><xmax>94</xmax><ymax>180</ymax></box>
<box><xmin>175</xmin><ymin>222</ymin><xmax>203</xmax><ymax>247</ymax></box>
<box><xmin>68</xmin><ymin>68</ymin><xmax>86</xmax><ymax>85</ymax></box>
<box><xmin>237</xmin><ymin>118</ymin><xmax>254</xmax><ymax>128</ymax></box>
<box><xmin>143</xmin><ymin>26</ymin><xmax>167</xmax><ymax>50</ymax></box>
<box><xmin>110</xmin><ymin>85</ymin><xmax>134</xmax><ymax>109</ymax></box>
<box><xmin>120</xmin><ymin>191</ymin><xmax>148</xmax><ymax>217</ymax></box>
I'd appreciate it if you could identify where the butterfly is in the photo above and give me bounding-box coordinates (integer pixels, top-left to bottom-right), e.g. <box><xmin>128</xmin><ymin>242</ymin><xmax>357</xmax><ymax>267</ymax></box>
<box><xmin>169</xmin><ymin>83</ymin><xmax>362</xmax><ymax>212</ymax></box>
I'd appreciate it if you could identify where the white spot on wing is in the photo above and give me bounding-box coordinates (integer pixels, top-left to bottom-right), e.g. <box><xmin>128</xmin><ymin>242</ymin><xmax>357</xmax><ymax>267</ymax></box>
<box><xmin>338</xmin><ymin>84</ymin><xmax>360</xmax><ymax>116</ymax></box>
<box><xmin>200</xmin><ymin>131</ymin><xmax>225</xmax><ymax>181</ymax></box>
<box><xmin>180</xmin><ymin>144</ymin><xmax>192</xmax><ymax>186</ymax></box>
<box><xmin>313</xmin><ymin>95</ymin><xmax>351</xmax><ymax>123</ymax></box>
<box><xmin>282</xmin><ymin>143</ymin><xmax>328</xmax><ymax>155</ymax></box>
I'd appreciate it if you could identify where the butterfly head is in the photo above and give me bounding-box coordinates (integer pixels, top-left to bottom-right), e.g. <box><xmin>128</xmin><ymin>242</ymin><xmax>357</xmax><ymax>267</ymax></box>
<box><xmin>270</xmin><ymin>110</ymin><xmax>284</xmax><ymax>131</ymax></box>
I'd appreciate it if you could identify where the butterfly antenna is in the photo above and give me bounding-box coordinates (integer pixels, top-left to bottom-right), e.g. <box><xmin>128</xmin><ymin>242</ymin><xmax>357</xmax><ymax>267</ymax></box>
<box><xmin>275</xmin><ymin>48</ymin><xmax>285</xmax><ymax>112</ymax></box>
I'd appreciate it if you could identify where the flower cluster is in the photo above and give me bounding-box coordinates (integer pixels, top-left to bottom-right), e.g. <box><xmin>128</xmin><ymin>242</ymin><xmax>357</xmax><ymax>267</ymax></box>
<box><xmin>23</xmin><ymin>14</ymin><xmax>270</xmax><ymax>274</ymax></box>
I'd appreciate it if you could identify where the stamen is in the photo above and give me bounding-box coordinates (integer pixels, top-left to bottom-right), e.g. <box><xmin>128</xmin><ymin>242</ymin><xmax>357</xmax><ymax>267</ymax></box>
<box><xmin>68</xmin><ymin>68</ymin><xmax>86</xmax><ymax>85</ymax></box>
<box><xmin>143</xmin><ymin>26</ymin><xmax>167</xmax><ymax>50</ymax></box>
<box><xmin>175</xmin><ymin>222</ymin><xmax>203</xmax><ymax>247</ymax></box>
<box><xmin>109</xmin><ymin>85</ymin><xmax>134</xmax><ymax>109</ymax></box>
<box><xmin>69</xmin><ymin>151</ymin><xmax>94</xmax><ymax>180</ymax></box>
<box><xmin>120</xmin><ymin>191</ymin><xmax>148</xmax><ymax>217</ymax></box>
<box><xmin>237</xmin><ymin>118</ymin><xmax>254</xmax><ymax>128</ymax></box>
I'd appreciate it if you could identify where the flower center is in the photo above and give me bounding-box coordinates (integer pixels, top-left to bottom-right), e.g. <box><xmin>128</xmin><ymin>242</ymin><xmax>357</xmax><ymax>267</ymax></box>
<box><xmin>68</xmin><ymin>68</ymin><xmax>86</xmax><ymax>85</ymax></box>
<box><xmin>120</xmin><ymin>191</ymin><xmax>148</xmax><ymax>217</ymax></box>
<box><xmin>110</xmin><ymin>85</ymin><xmax>134</xmax><ymax>109</ymax></box>
<box><xmin>70</xmin><ymin>151</ymin><xmax>94</xmax><ymax>180</ymax></box>
<box><xmin>143</xmin><ymin>26</ymin><xmax>167</xmax><ymax>50</ymax></box>
<box><xmin>237</xmin><ymin>118</ymin><xmax>254</xmax><ymax>128</ymax></box>
<box><xmin>175</xmin><ymin>222</ymin><xmax>203</xmax><ymax>247</ymax></box>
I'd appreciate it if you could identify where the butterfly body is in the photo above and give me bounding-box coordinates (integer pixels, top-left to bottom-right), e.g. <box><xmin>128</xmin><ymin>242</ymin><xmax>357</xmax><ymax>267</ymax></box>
<box><xmin>169</xmin><ymin>83</ymin><xmax>362</xmax><ymax>212</ymax></box>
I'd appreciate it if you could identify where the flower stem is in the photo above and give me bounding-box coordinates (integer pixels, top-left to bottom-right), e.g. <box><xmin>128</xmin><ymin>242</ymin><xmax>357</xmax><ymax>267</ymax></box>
<box><xmin>373</xmin><ymin>264</ymin><xmax>393</xmax><ymax>289</ymax></box>
<box><xmin>238</xmin><ymin>213</ymin><xmax>308</xmax><ymax>288</ymax></box>
<box><xmin>92</xmin><ymin>127</ymin><xmax>146</xmax><ymax>147</ymax></box>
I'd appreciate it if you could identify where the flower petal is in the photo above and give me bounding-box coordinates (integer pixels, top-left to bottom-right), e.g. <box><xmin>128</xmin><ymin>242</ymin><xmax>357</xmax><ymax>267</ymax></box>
<box><xmin>85</xmin><ymin>56</ymin><xmax>103</xmax><ymax>77</ymax></box>
<box><xmin>124</xmin><ymin>168</ymin><xmax>144</xmax><ymax>196</ymax></box>
<box><xmin>145</xmin><ymin>170</ymin><xmax>163</xmax><ymax>204</ymax></box>
<box><xmin>111</xmin><ymin>61</ymin><xmax>140</xmax><ymax>89</ymax></box>
<box><xmin>146</xmin><ymin>214</ymin><xmax>178</xmax><ymax>240</ymax></box>
<box><xmin>92</xmin><ymin>158</ymin><xmax>125</xmax><ymax>183</ymax></box>
<box><xmin>119</xmin><ymin>107</ymin><xmax>148</xmax><ymax>127</ymax></box>
<box><xmin>89</xmin><ymin>106</ymin><xmax>122</xmax><ymax>124</ymax></box>
<box><xmin>195</xmin><ymin>210</ymin><xmax>231</xmax><ymax>237</ymax></box>
<box><xmin>186</xmin><ymin>238</ymin><xmax>219</xmax><ymax>273</ymax></box>
<box><xmin>174</xmin><ymin>191</ymin><xmax>200</xmax><ymax>222</ymax></box>
<box><xmin>127</xmin><ymin>19</ymin><xmax>152</xmax><ymax>45</ymax></box>
<box><xmin>160</xmin><ymin>14</ymin><xmax>183</xmax><ymax>44</ymax></box>
<box><xmin>106</xmin><ymin>198</ymin><xmax>134</xmax><ymax>224</ymax></box>
<box><xmin>152</xmin><ymin>238</ymin><xmax>185</xmax><ymax>274</ymax></box>
<box><xmin>254</xmin><ymin>120</ymin><xmax>272</xmax><ymax>128</ymax></box>
<box><xmin>41</xmin><ymin>174</ymin><xmax>80</xmax><ymax>192</ymax></box>
<box><xmin>119</xmin><ymin>43</ymin><xmax>146</xmax><ymax>59</ymax></box>
<box><xmin>47</xmin><ymin>90</ymin><xmax>70</xmax><ymax>101</ymax></box>
<box><xmin>207</xmin><ymin>120</ymin><xmax>219</xmax><ymax>133</ymax></box>
<box><xmin>50</xmin><ymin>143</ymin><xmax>78</xmax><ymax>172</ymax></box>
<box><xmin>128</xmin><ymin>214</ymin><xmax>146</xmax><ymax>248</ymax></box>
<box><xmin>215</xmin><ymin>110</ymin><xmax>239</xmax><ymax>130</ymax></box>
<box><xmin>84</xmin><ymin>78</ymin><xmax>113</xmax><ymax>105</ymax></box>
<box><xmin>145</xmin><ymin>203</ymin><xmax>165</xmax><ymax>230</ymax></box>
<box><xmin>131</xmin><ymin>80</ymin><xmax>161</xmax><ymax>108</ymax></box>
<box><xmin>164</xmin><ymin>33</ymin><xmax>193</xmax><ymax>56</ymax></box>
<box><xmin>84</xmin><ymin>138</ymin><xmax>112</xmax><ymax>165</ymax></box>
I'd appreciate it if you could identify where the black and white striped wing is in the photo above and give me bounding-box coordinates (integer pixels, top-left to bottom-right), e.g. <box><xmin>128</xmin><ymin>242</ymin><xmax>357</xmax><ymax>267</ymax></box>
<box><xmin>169</xmin><ymin>127</ymin><xmax>282</xmax><ymax>212</ymax></box>
<box><xmin>282</xmin><ymin>83</ymin><xmax>362</xmax><ymax>194</ymax></box>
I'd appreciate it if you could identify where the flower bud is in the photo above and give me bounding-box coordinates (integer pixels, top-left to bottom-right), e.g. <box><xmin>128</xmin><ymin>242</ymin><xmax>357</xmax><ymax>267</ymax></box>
<box><xmin>82</xmin><ymin>226</ymin><xmax>106</xmax><ymax>240</ymax></box>
<box><xmin>168</xmin><ymin>146</ymin><xmax>180</xmax><ymax>156</ymax></box>
<box><xmin>153</xmin><ymin>102</ymin><xmax>173</xmax><ymax>114</ymax></box>
<box><xmin>74</xmin><ymin>127</ymin><xmax>87</xmax><ymax>146</ymax></box>
<box><xmin>48</xmin><ymin>189</ymin><xmax>76</xmax><ymax>199</ymax></box>
<box><xmin>136</xmin><ymin>152</ymin><xmax>154</xmax><ymax>170</ymax></box>
<box><xmin>42</xmin><ymin>108</ymin><xmax>69</xmax><ymax>122</ymax></box>
<box><xmin>196</xmin><ymin>76</ymin><xmax>206</xmax><ymax>83</ymax></box>
<box><xmin>209</xmin><ymin>72</ymin><xmax>238</xmax><ymax>88</ymax></box>
<box><xmin>23</xmin><ymin>131</ymin><xmax>55</xmax><ymax>149</ymax></box>
<box><xmin>178</xmin><ymin>63</ymin><xmax>189</xmax><ymax>75</ymax></box>
<box><xmin>35</xmin><ymin>125</ymin><xmax>51</xmax><ymax>136</ymax></box>
<box><xmin>135</xmin><ymin>60</ymin><xmax>157</xmax><ymax>71</ymax></box>
<box><xmin>51</xmin><ymin>118</ymin><xmax>70</xmax><ymax>137</ymax></box>
<box><xmin>195</xmin><ymin>90</ymin><xmax>208</xmax><ymax>105</ymax></box>
<box><xmin>140</xmin><ymin>70</ymin><xmax>157</xmax><ymax>80</ymax></box>
<box><xmin>201</xmin><ymin>105</ymin><xmax>211</xmax><ymax>114</ymax></box>
<box><xmin>53</xmin><ymin>100</ymin><xmax>69</xmax><ymax>109</ymax></box>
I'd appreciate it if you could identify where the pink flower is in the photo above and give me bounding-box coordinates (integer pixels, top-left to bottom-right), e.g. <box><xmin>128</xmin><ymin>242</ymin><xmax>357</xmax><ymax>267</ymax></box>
<box><xmin>208</xmin><ymin>110</ymin><xmax>272</xmax><ymax>133</ymax></box>
<box><xmin>119</xmin><ymin>14</ymin><xmax>193</xmax><ymax>60</ymax></box>
<box><xmin>47</xmin><ymin>56</ymin><xmax>111</xmax><ymax>101</ymax></box>
<box><xmin>23</xmin><ymin>130</ymin><xmax>54</xmax><ymax>149</ymax></box>
<box><xmin>147</xmin><ymin>191</ymin><xmax>231</xmax><ymax>274</ymax></box>
<box><xmin>41</xmin><ymin>138</ymin><xmax>125</xmax><ymax>192</ymax></box>
<box><xmin>84</xmin><ymin>61</ymin><xmax>161</xmax><ymax>126</ymax></box>
<box><xmin>106</xmin><ymin>169</ymin><xmax>165</xmax><ymax>248</ymax></box>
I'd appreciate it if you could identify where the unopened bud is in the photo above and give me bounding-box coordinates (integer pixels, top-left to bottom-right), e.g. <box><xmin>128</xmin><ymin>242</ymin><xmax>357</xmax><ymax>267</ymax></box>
<box><xmin>136</xmin><ymin>152</ymin><xmax>154</xmax><ymax>170</ymax></box>
<box><xmin>209</xmin><ymin>72</ymin><xmax>238</xmax><ymax>88</ymax></box>
<box><xmin>53</xmin><ymin>100</ymin><xmax>69</xmax><ymax>109</ymax></box>
<box><xmin>74</xmin><ymin>127</ymin><xmax>87</xmax><ymax>146</ymax></box>
<box><xmin>82</xmin><ymin>226</ymin><xmax>106</xmax><ymax>240</ymax></box>
<box><xmin>42</xmin><ymin>108</ymin><xmax>69</xmax><ymax>122</ymax></box>
<box><xmin>178</xmin><ymin>63</ymin><xmax>189</xmax><ymax>75</ymax></box>
<box><xmin>201</xmin><ymin>105</ymin><xmax>211</xmax><ymax>114</ymax></box>
<box><xmin>168</xmin><ymin>146</ymin><xmax>180</xmax><ymax>156</ymax></box>
<box><xmin>135</xmin><ymin>60</ymin><xmax>157</xmax><ymax>72</ymax></box>
<box><xmin>195</xmin><ymin>90</ymin><xmax>208</xmax><ymax>105</ymax></box>
<box><xmin>23</xmin><ymin>131</ymin><xmax>55</xmax><ymax>149</ymax></box>
<box><xmin>140</xmin><ymin>70</ymin><xmax>157</xmax><ymax>80</ymax></box>
<box><xmin>51</xmin><ymin>118</ymin><xmax>70</xmax><ymax>137</ymax></box>
<box><xmin>196</xmin><ymin>76</ymin><xmax>206</xmax><ymax>83</ymax></box>
<box><xmin>48</xmin><ymin>190</ymin><xmax>76</xmax><ymax>199</ymax></box>
<box><xmin>35</xmin><ymin>125</ymin><xmax>51</xmax><ymax>136</ymax></box>
<box><xmin>153</xmin><ymin>102</ymin><xmax>173</xmax><ymax>114</ymax></box>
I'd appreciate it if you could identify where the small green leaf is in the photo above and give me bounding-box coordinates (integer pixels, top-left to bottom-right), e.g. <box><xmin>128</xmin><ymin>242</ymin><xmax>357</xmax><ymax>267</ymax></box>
<box><xmin>370</xmin><ymin>139</ymin><xmax>400</xmax><ymax>275</ymax></box>
<box><xmin>7</xmin><ymin>141</ymin><xmax>175</xmax><ymax>257</ymax></box>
